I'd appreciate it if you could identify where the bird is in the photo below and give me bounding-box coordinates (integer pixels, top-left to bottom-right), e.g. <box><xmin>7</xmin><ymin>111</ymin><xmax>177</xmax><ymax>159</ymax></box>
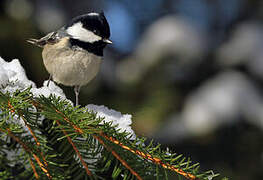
<box><xmin>27</xmin><ymin>12</ymin><xmax>112</xmax><ymax>106</ymax></box>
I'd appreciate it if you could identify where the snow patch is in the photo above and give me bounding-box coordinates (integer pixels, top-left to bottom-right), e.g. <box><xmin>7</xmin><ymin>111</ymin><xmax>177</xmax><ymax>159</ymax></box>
<box><xmin>86</xmin><ymin>104</ymin><xmax>135</xmax><ymax>139</ymax></box>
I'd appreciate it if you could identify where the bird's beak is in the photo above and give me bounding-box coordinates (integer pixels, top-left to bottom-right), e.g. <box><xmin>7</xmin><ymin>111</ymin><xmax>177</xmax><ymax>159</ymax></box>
<box><xmin>103</xmin><ymin>39</ymin><xmax>113</xmax><ymax>44</ymax></box>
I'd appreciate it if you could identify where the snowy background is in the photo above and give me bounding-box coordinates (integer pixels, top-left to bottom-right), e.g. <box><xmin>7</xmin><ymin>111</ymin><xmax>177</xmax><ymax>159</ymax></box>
<box><xmin>0</xmin><ymin>0</ymin><xmax>263</xmax><ymax>179</ymax></box>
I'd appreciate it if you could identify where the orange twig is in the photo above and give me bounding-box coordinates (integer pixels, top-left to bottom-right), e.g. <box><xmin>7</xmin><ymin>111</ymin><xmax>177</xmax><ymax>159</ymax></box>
<box><xmin>29</xmin><ymin>158</ymin><xmax>39</xmax><ymax>179</ymax></box>
<box><xmin>7</xmin><ymin>101</ymin><xmax>15</xmax><ymax>113</ymax></box>
<box><xmin>33</xmin><ymin>154</ymin><xmax>51</xmax><ymax>178</ymax></box>
<box><xmin>93</xmin><ymin>135</ymin><xmax>143</xmax><ymax>180</ymax></box>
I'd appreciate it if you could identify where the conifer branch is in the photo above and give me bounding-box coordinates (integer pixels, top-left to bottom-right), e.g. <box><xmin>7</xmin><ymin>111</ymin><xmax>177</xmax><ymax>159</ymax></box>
<box><xmin>43</xmin><ymin>102</ymin><xmax>198</xmax><ymax>179</ymax></box>
<box><xmin>29</xmin><ymin>157</ymin><xmax>39</xmax><ymax>179</ymax></box>
<box><xmin>7</xmin><ymin>100</ymin><xmax>51</xmax><ymax>178</ymax></box>
<box><xmin>100</xmin><ymin>133</ymin><xmax>198</xmax><ymax>180</ymax></box>
<box><xmin>34</xmin><ymin>99</ymin><xmax>93</xmax><ymax>176</ymax></box>
<box><xmin>0</xmin><ymin>128</ymin><xmax>52</xmax><ymax>179</ymax></box>
<box><xmin>8</xmin><ymin>99</ymin><xmax>40</xmax><ymax>145</ymax></box>
<box><xmin>94</xmin><ymin>134</ymin><xmax>143</xmax><ymax>180</ymax></box>
<box><xmin>0</xmin><ymin>89</ymin><xmax>222</xmax><ymax>180</ymax></box>
<box><xmin>45</xmin><ymin>103</ymin><xmax>142</xmax><ymax>178</ymax></box>
<box><xmin>55</xmin><ymin>120</ymin><xmax>92</xmax><ymax>177</ymax></box>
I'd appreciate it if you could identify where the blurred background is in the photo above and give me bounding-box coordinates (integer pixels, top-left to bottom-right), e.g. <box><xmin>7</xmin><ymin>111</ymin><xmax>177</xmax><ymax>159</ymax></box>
<box><xmin>0</xmin><ymin>0</ymin><xmax>263</xmax><ymax>179</ymax></box>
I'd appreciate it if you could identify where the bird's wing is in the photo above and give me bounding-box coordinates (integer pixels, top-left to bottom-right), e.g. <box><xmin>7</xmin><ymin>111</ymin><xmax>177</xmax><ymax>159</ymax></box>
<box><xmin>27</xmin><ymin>31</ymin><xmax>59</xmax><ymax>48</ymax></box>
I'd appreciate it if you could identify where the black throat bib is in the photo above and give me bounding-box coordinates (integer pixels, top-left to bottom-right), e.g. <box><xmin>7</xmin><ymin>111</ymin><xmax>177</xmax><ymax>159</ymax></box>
<box><xmin>70</xmin><ymin>38</ymin><xmax>106</xmax><ymax>57</ymax></box>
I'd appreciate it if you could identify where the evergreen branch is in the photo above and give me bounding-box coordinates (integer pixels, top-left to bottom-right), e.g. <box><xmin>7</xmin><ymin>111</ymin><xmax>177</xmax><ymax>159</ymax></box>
<box><xmin>8</xmin><ymin>99</ymin><xmax>40</xmax><ymax>145</ymax></box>
<box><xmin>0</xmin><ymin>128</ymin><xmax>52</xmax><ymax>179</ymax></box>
<box><xmin>54</xmin><ymin>109</ymin><xmax>84</xmax><ymax>134</ymax></box>
<box><xmin>6</xmin><ymin>99</ymin><xmax>51</xmax><ymax>179</ymax></box>
<box><xmin>94</xmin><ymin>134</ymin><xmax>143</xmax><ymax>180</ymax></box>
<box><xmin>39</xmin><ymin>100</ymin><xmax>199</xmax><ymax>179</ymax></box>
<box><xmin>36</xmin><ymin>95</ymin><xmax>217</xmax><ymax>179</ymax></box>
<box><xmin>33</xmin><ymin>98</ymin><xmax>93</xmax><ymax>176</ymax></box>
<box><xmin>29</xmin><ymin>157</ymin><xmax>39</xmax><ymax>179</ymax></box>
<box><xmin>36</xmin><ymin>99</ymin><xmax>135</xmax><ymax>178</ymax></box>
<box><xmin>55</xmin><ymin>120</ymin><xmax>92</xmax><ymax>177</ymax></box>
<box><xmin>48</xmin><ymin>104</ymin><xmax>143</xmax><ymax>179</ymax></box>
<box><xmin>43</xmin><ymin>101</ymin><xmax>204</xmax><ymax>179</ymax></box>
<box><xmin>0</xmin><ymin>89</ymin><xmax>222</xmax><ymax>179</ymax></box>
<box><xmin>41</xmin><ymin>103</ymin><xmax>143</xmax><ymax>179</ymax></box>
<box><xmin>100</xmin><ymin>133</ymin><xmax>198</xmax><ymax>180</ymax></box>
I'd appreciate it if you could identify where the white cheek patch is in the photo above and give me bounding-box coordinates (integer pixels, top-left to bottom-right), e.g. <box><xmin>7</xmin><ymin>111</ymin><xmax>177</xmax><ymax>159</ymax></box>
<box><xmin>66</xmin><ymin>22</ymin><xmax>102</xmax><ymax>43</ymax></box>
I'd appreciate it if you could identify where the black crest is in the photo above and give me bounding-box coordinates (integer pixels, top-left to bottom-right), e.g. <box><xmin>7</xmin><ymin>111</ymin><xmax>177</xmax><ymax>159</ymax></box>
<box><xmin>66</xmin><ymin>12</ymin><xmax>111</xmax><ymax>39</ymax></box>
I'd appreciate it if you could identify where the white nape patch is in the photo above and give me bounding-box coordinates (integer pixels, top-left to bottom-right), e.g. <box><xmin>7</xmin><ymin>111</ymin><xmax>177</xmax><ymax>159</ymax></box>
<box><xmin>89</xmin><ymin>12</ymin><xmax>99</xmax><ymax>16</ymax></box>
<box><xmin>66</xmin><ymin>22</ymin><xmax>102</xmax><ymax>43</ymax></box>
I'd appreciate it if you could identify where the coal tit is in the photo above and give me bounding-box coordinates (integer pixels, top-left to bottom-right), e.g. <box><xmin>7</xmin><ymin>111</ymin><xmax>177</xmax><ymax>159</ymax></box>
<box><xmin>27</xmin><ymin>12</ymin><xmax>112</xmax><ymax>106</ymax></box>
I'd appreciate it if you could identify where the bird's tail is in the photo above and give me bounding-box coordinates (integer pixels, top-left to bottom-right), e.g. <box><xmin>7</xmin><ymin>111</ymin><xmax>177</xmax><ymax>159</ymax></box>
<box><xmin>27</xmin><ymin>31</ymin><xmax>58</xmax><ymax>48</ymax></box>
<box><xmin>26</xmin><ymin>38</ymin><xmax>44</xmax><ymax>48</ymax></box>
